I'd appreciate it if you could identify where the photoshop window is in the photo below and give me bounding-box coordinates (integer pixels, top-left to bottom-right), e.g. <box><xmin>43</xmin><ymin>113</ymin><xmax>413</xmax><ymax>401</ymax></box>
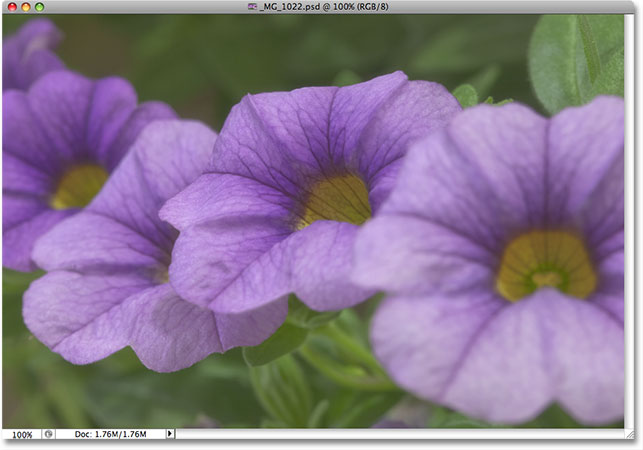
<box><xmin>1</xmin><ymin>0</ymin><xmax>635</xmax><ymax>443</ymax></box>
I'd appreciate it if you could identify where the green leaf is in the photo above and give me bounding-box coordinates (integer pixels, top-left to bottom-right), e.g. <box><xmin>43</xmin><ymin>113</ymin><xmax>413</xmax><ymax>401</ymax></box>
<box><xmin>452</xmin><ymin>84</ymin><xmax>478</xmax><ymax>108</ymax></box>
<box><xmin>529</xmin><ymin>15</ymin><xmax>581</xmax><ymax>114</ymax></box>
<box><xmin>528</xmin><ymin>14</ymin><xmax>624</xmax><ymax>114</ymax></box>
<box><xmin>577</xmin><ymin>16</ymin><xmax>602</xmax><ymax>83</ymax></box>
<box><xmin>249</xmin><ymin>354</ymin><xmax>313</xmax><ymax>427</ymax></box>
<box><xmin>591</xmin><ymin>47</ymin><xmax>624</xmax><ymax>97</ymax></box>
<box><xmin>243</xmin><ymin>322</ymin><xmax>308</xmax><ymax>367</ymax></box>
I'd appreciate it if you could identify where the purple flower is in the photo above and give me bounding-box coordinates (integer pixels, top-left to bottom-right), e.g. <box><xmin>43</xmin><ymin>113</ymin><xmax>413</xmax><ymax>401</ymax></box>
<box><xmin>3</xmin><ymin>70</ymin><xmax>176</xmax><ymax>271</ymax></box>
<box><xmin>352</xmin><ymin>97</ymin><xmax>624</xmax><ymax>425</ymax></box>
<box><xmin>23</xmin><ymin>120</ymin><xmax>287</xmax><ymax>372</ymax></box>
<box><xmin>160</xmin><ymin>72</ymin><xmax>461</xmax><ymax>331</ymax></box>
<box><xmin>3</xmin><ymin>19</ymin><xmax>65</xmax><ymax>92</ymax></box>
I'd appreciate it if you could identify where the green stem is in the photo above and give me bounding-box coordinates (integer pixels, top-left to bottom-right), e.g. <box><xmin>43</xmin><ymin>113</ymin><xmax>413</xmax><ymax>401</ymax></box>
<box><xmin>577</xmin><ymin>15</ymin><xmax>602</xmax><ymax>83</ymax></box>
<box><xmin>317</xmin><ymin>324</ymin><xmax>387</xmax><ymax>376</ymax></box>
<box><xmin>298</xmin><ymin>344</ymin><xmax>398</xmax><ymax>392</ymax></box>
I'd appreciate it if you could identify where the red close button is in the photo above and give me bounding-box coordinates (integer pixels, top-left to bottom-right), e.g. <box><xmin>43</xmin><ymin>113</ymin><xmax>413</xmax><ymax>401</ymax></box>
<box><xmin>8</xmin><ymin>2</ymin><xmax>17</xmax><ymax>11</ymax></box>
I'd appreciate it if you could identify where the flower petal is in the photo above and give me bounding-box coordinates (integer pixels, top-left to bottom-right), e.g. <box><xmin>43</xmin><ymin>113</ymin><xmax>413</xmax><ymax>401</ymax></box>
<box><xmin>2</xmin><ymin>88</ymin><xmax>67</xmax><ymax>176</ymax></box>
<box><xmin>160</xmin><ymin>173</ymin><xmax>292</xmax><ymax>231</ymax></box>
<box><xmin>168</xmin><ymin>213</ymin><xmax>290</xmax><ymax>308</ymax></box>
<box><xmin>208</xmin><ymin>72</ymin><xmax>408</xmax><ymax>196</ymax></box>
<box><xmin>24</xmin><ymin>270</ymin><xmax>287</xmax><ymax>372</ymax></box>
<box><xmin>352</xmin><ymin>215</ymin><xmax>494</xmax><ymax>294</ymax></box>
<box><xmin>32</xmin><ymin>211</ymin><xmax>170</xmax><ymax>272</ymax></box>
<box><xmin>546</xmin><ymin>97</ymin><xmax>624</xmax><ymax>249</ymax></box>
<box><xmin>99</xmin><ymin>101</ymin><xmax>177</xmax><ymax>171</ymax></box>
<box><xmin>162</xmin><ymin>173</ymin><xmax>292</xmax><ymax>307</ymax></box>
<box><xmin>33</xmin><ymin>120</ymin><xmax>216</xmax><ymax>272</ymax></box>
<box><xmin>356</xmin><ymin>80</ymin><xmax>461</xmax><ymax>210</ymax></box>
<box><xmin>23</xmin><ymin>270</ymin><xmax>153</xmax><ymax>364</ymax></box>
<box><xmin>211</xmin><ymin>221</ymin><xmax>374</xmax><ymax>313</ymax></box>
<box><xmin>24</xmin><ymin>71</ymin><xmax>96</xmax><ymax>164</ymax></box>
<box><xmin>2</xmin><ymin>18</ymin><xmax>64</xmax><ymax>91</ymax></box>
<box><xmin>440</xmin><ymin>289</ymin><xmax>623</xmax><ymax>424</ymax></box>
<box><xmin>3</xmin><ymin>198</ymin><xmax>72</xmax><ymax>271</ymax></box>
<box><xmin>371</xmin><ymin>292</ymin><xmax>506</xmax><ymax>407</ymax></box>
<box><xmin>89</xmin><ymin>120</ymin><xmax>215</xmax><ymax>245</ymax></box>
<box><xmin>374</xmin><ymin>289</ymin><xmax>623</xmax><ymax>425</ymax></box>
<box><xmin>124</xmin><ymin>284</ymin><xmax>224</xmax><ymax>372</ymax></box>
<box><xmin>374</xmin><ymin>121</ymin><xmax>542</xmax><ymax>255</ymax></box>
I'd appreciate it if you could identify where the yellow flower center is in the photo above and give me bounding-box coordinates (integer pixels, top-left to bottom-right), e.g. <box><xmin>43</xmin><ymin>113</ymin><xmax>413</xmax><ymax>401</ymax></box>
<box><xmin>496</xmin><ymin>230</ymin><xmax>597</xmax><ymax>302</ymax></box>
<box><xmin>50</xmin><ymin>164</ymin><xmax>108</xmax><ymax>210</ymax></box>
<box><xmin>296</xmin><ymin>173</ymin><xmax>371</xmax><ymax>230</ymax></box>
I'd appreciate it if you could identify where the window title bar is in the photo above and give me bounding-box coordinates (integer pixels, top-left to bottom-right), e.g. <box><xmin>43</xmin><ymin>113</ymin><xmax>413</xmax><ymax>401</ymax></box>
<box><xmin>2</xmin><ymin>1</ymin><xmax>635</xmax><ymax>15</ymax></box>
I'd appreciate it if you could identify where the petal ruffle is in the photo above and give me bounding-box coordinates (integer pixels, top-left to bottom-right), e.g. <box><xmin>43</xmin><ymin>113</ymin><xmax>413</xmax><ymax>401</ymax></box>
<box><xmin>23</xmin><ymin>270</ymin><xmax>153</xmax><ymax>363</ymax></box>
<box><xmin>162</xmin><ymin>173</ymin><xmax>292</xmax><ymax>307</ymax></box>
<box><xmin>546</xmin><ymin>97</ymin><xmax>624</xmax><ymax>250</ymax></box>
<box><xmin>98</xmin><ymin>101</ymin><xmax>177</xmax><ymax>171</ymax></box>
<box><xmin>24</xmin><ymin>271</ymin><xmax>286</xmax><ymax>372</ymax></box>
<box><xmin>352</xmin><ymin>215</ymin><xmax>494</xmax><ymax>294</ymax></box>
<box><xmin>208</xmin><ymin>72</ymin><xmax>409</xmax><ymax>196</ymax></box>
<box><xmin>372</xmin><ymin>289</ymin><xmax>623</xmax><ymax>425</ymax></box>
<box><xmin>3</xmin><ymin>198</ymin><xmax>72</xmax><ymax>271</ymax></box>
<box><xmin>32</xmin><ymin>211</ymin><xmax>170</xmax><ymax>272</ymax></box>
<box><xmin>210</xmin><ymin>221</ymin><xmax>375</xmax><ymax>313</ymax></box>
<box><xmin>356</xmin><ymin>80</ymin><xmax>461</xmax><ymax>210</ymax></box>
<box><xmin>2</xmin><ymin>18</ymin><xmax>64</xmax><ymax>91</ymax></box>
<box><xmin>375</xmin><ymin>120</ymin><xmax>544</xmax><ymax>254</ymax></box>
<box><xmin>90</xmin><ymin>120</ymin><xmax>215</xmax><ymax>248</ymax></box>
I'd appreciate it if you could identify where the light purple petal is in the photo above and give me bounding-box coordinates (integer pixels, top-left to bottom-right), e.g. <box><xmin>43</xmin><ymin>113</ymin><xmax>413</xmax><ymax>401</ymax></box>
<box><xmin>99</xmin><ymin>101</ymin><xmax>177</xmax><ymax>171</ymax></box>
<box><xmin>124</xmin><ymin>285</ymin><xmax>287</xmax><ymax>370</ymax></box>
<box><xmin>168</xmin><ymin>213</ymin><xmax>290</xmax><ymax>308</ymax></box>
<box><xmin>373</xmin><ymin>289</ymin><xmax>623</xmax><ymax>424</ymax></box>
<box><xmin>89</xmin><ymin>120</ymin><xmax>215</xmax><ymax>253</ymax></box>
<box><xmin>25</xmin><ymin>271</ymin><xmax>287</xmax><ymax>372</ymax></box>
<box><xmin>160</xmin><ymin>173</ymin><xmax>293</xmax><ymax>231</ymax></box>
<box><xmin>3</xmin><ymin>198</ymin><xmax>72</xmax><ymax>271</ymax></box>
<box><xmin>24</xmin><ymin>71</ymin><xmax>96</xmax><ymax>163</ymax></box>
<box><xmin>546</xmin><ymin>97</ymin><xmax>624</xmax><ymax>252</ymax></box>
<box><xmin>373</xmin><ymin>121</ymin><xmax>543</xmax><ymax>255</ymax></box>
<box><xmin>33</xmin><ymin>120</ymin><xmax>216</xmax><ymax>272</ymax></box>
<box><xmin>2</xmin><ymin>88</ymin><xmax>68</xmax><ymax>175</ymax></box>
<box><xmin>352</xmin><ymin>215</ymin><xmax>494</xmax><ymax>294</ymax></box>
<box><xmin>124</xmin><ymin>284</ymin><xmax>224</xmax><ymax>371</ymax></box>
<box><xmin>85</xmin><ymin>77</ymin><xmax>138</xmax><ymax>164</ymax></box>
<box><xmin>208</xmin><ymin>72</ymin><xmax>408</xmax><ymax>196</ymax></box>
<box><xmin>23</xmin><ymin>270</ymin><xmax>153</xmax><ymax>364</ymax></box>
<box><xmin>164</xmin><ymin>72</ymin><xmax>459</xmax><ymax>314</ymax></box>
<box><xmin>210</xmin><ymin>221</ymin><xmax>375</xmax><ymax>314</ymax></box>
<box><xmin>356</xmin><ymin>80</ymin><xmax>462</xmax><ymax>210</ymax></box>
<box><xmin>3</xmin><ymin>19</ymin><xmax>64</xmax><ymax>91</ymax></box>
<box><xmin>207</xmin><ymin>298</ymin><xmax>288</xmax><ymax>350</ymax></box>
<box><xmin>32</xmin><ymin>212</ymin><xmax>170</xmax><ymax>272</ymax></box>
<box><xmin>371</xmin><ymin>292</ymin><xmax>506</xmax><ymax>411</ymax></box>
<box><xmin>162</xmin><ymin>173</ymin><xmax>292</xmax><ymax>307</ymax></box>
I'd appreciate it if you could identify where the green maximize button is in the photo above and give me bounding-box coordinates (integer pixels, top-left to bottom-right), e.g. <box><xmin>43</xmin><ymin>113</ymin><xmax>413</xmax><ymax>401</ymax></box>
<box><xmin>35</xmin><ymin>2</ymin><xmax>44</xmax><ymax>11</ymax></box>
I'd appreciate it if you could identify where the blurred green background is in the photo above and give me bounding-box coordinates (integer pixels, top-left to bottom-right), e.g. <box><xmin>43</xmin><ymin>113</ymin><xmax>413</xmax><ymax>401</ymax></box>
<box><xmin>4</xmin><ymin>14</ymin><xmax>543</xmax><ymax>129</ymax></box>
<box><xmin>3</xmin><ymin>14</ymin><xmax>621</xmax><ymax>429</ymax></box>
